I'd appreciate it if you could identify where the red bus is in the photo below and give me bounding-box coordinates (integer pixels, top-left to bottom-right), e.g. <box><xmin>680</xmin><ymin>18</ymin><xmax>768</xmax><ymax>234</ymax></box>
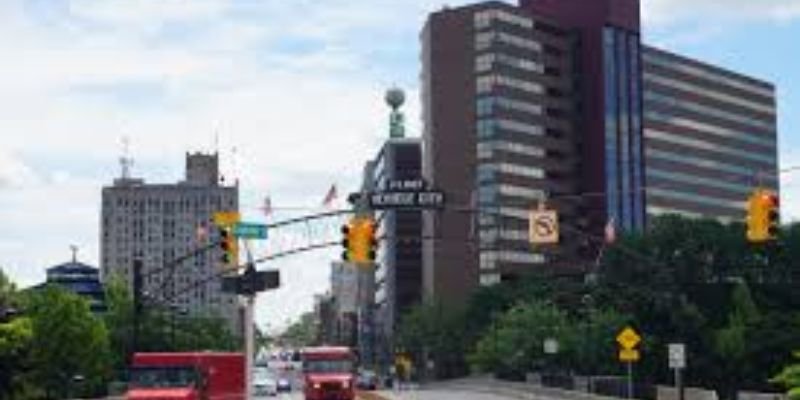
<box><xmin>301</xmin><ymin>347</ymin><xmax>356</xmax><ymax>400</ymax></box>
<box><xmin>126</xmin><ymin>352</ymin><xmax>244</xmax><ymax>400</ymax></box>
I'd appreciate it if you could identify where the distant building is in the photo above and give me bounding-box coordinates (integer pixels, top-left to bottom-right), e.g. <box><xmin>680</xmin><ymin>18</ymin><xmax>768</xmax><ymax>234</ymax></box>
<box><xmin>100</xmin><ymin>152</ymin><xmax>240</xmax><ymax>333</ymax></box>
<box><xmin>642</xmin><ymin>46</ymin><xmax>778</xmax><ymax>221</ymax></box>
<box><xmin>33</xmin><ymin>255</ymin><xmax>106</xmax><ymax>313</ymax></box>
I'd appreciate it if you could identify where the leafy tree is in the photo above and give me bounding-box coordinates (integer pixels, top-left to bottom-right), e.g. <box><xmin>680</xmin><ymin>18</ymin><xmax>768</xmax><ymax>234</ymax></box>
<box><xmin>469</xmin><ymin>300</ymin><xmax>571</xmax><ymax>377</ymax></box>
<box><xmin>772</xmin><ymin>351</ymin><xmax>800</xmax><ymax>400</ymax></box>
<box><xmin>0</xmin><ymin>315</ymin><xmax>34</xmax><ymax>399</ymax></box>
<box><xmin>281</xmin><ymin>311</ymin><xmax>318</xmax><ymax>348</ymax></box>
<box><xmin>1</xmin><ymin>267</ymin><xmax>18</xmax><ymax>310</ymax></box>
<box><xmin>27</xmin><ymin>285</ymin><xmax>112</xmax><ymax>399</ymax></box>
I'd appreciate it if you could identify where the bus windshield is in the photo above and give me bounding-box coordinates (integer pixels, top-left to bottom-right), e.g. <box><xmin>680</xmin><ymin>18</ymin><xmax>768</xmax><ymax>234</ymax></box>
<box><xmin>303</xmin><ymin>359</ymin><xmax>354</xmax><ymax>373</ymax></box>
<box><xmin>129</xmin><ymin>366</ymin><xmax>200</xmax><ymax>389</ymax></box>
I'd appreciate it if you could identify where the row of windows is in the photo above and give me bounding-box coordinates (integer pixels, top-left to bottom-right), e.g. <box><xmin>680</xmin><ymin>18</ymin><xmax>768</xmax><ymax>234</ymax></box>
<box><xmin>479</xmin><ymin>250</ymin><xmax>545</xmax><ymax>271</ymax></box>
<box><xmin>646</xmin><ymin>148</ymin><xmax>768</xmax><ymax>178</ymax></box>
<box><xmin>644</xmin><ymin>128</ymin><xmax>776</xmax><ymax>165</ymax></box>
<box><xmin>477</xmin><ymin>74</ymin><xmax>544</xmax><ymax>95</ymax></box>
<box><xmin>480</xmin><ymin>273</ymin><xmax>501</xmax><ymax>286</ymax></box>
<box><xmin>478</xmin><ymin>184</ymin><xmax>546</xmax><ymax>204</ymax></box>
<box><xmin>475</xmin><ymin>31</ymin><xmax>543</xmax><ymax>53</ymax></box>
<box><xmin>643</xmin><ymin>51</ymin><xmax>774</xmax><ymax>98</ymax></box>
<box><xmin>474</xmin><ymin>9</ymin><xmax>534</xmax><ymax>30</ymax></box>
<box><xmin>477</xmin><ymin>96</ymin><xmax>544</xmax><ymax>117</ymax></box>
<box><xmin>647</xmin><ymin>188</ymin><xmax>745</xmax><ymax>211</ymax></box>
<box><xmin>644</xmin><ymin>90</ymin><xmax>774</xmax><ymax>131</ymax></box>
<box><xmin>477</xmin><ymin>140</ymin><xmax>546</xmax><ymax>160</ymax></box>
<box><xmin>476</xmin><ymin>53</ymin><xmax>544</xmax><ymax>74</ymax></box>
<box><xmin>646</xmin><ymin>111</ymin><xmax>775</xmax><ymax>148</ymax></box>
<box><xmin>644</xmin><ymin>72</ymin><xmax>775</xmax><ymax>115</ymax></box>
<box><xmin>477</xmin><ymin>118</ymin><xmax>544</xmax><ymax>138</ymax></box>
<box><xmin>647</xmin><ymin>168</ymin><xmax>752</xmax><ymax>195</ymax></box>
<box><xmin>647</xmin><ymin>205</ymin><xmax>736</xmax><ymax>224</ymax></box>
<box><xmin>479</xmin><ymin>162</ymin><xmax>545</xmax><ymax>180</ymax></box>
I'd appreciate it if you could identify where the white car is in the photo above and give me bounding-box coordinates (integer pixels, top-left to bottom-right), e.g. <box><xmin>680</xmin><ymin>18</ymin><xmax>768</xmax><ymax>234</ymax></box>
<box><xmin>253</xmin><ymin>368</ymin><xmax>278</xmax><ymax>396</ymax></box>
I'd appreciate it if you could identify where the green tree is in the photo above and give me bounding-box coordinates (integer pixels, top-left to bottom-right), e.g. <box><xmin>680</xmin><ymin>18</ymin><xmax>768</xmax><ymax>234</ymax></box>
<box><xmin>772</xmin><ymin>351</ymin><xmax>800</xmax><ymax>400</ymax></box>
<box><xmin>469</xmin><ymin>300</ymin><xmax>572</xmax><ymax>377</ymax></box>
<box><xmin>1</xmin><ymin>267</ymin><xmax>18</xmax><ymax>310</ymax></box>
<box><xmin>27</xmin><ymin>285</ymin><xmax>112</xmax><ymax>399</ymax></box>
<box><xmin>281</xmin><ymin>312</ymin><xmax>318</xmax><ymax>348</ymax></box>
<box><xmin>0</xmin><ymin>315</ymin><xmax>35</xmax><ymax>398</ymax></box>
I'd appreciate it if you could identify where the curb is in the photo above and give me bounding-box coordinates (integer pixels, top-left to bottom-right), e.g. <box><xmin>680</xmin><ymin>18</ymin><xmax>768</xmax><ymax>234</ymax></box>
<box><xmin>358</xmin><ymin>391</ymin><xmax>393</xmax><ymax>400</ymax></box>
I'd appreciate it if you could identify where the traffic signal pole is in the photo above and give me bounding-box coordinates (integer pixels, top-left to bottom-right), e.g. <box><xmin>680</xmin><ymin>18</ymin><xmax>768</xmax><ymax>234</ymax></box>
<box><xmin>242</xmin><ymin>240</ymin><xmax>256</xmax><ymax>400</ymax></box>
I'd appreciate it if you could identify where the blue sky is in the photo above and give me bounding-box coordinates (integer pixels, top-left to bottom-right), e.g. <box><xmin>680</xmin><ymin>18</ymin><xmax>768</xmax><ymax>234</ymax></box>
<box><xmin>0</xmin><ymin>0</ymin><xmax>797</xmax><ymax>330</ymax></box>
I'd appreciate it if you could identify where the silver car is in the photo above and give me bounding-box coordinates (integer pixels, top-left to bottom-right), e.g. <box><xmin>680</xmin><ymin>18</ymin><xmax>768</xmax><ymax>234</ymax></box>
<box><xmin>253</xmin><ymin>368</ymin><xmax>277</xmax><ymax>396</ymax></box>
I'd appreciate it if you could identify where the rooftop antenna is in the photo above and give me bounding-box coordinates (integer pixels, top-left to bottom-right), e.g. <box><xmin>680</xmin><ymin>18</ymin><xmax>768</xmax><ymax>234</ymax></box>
<box><xmin>70</xmin><ymin>244</ymin><xmax>79</xmax><ymax>263</ymax></box>
<box><xmin>119</xmin><ymin>136</ymin><xmax>134</xmax><ymax>179</ymax></box>
<box><xmin>214</xmin><ymin>127</ymin><xmax>220</xmax><ymax>156</ymax></box>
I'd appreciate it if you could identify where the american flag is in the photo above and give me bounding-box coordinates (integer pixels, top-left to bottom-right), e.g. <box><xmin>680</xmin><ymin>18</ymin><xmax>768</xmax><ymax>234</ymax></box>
<box><xmin>605</xmin><ymin>218</ymin><xmax>616</xmax><ymax>244</ymax></box>
<box><xmin>260</xmin><ymin>195</ymin><xmax>272</xmax><ymax>217</ymax></box>
<box><xmin>322</xmin><ymin>184</ymin><xmax>338</xmax><ymax>207</ymax></box>
<box><xmin>196</xmin><ymin>223</ymin><xmax>209</xmax><ymax>243</ymax></box>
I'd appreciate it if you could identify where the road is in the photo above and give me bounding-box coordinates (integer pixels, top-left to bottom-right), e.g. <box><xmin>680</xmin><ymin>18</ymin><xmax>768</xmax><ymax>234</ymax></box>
<box><xmin>255</xmin><ymin>390</ymin><xmax>519</xmax><ymax>400</ymax></box>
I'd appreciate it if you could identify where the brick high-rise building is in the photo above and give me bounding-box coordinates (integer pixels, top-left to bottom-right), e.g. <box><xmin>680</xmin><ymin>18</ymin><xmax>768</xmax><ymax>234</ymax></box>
<box><xmin>421</xmin><ymin>0</ymin><xmax>777</xmax><ymax>304</ymax></box>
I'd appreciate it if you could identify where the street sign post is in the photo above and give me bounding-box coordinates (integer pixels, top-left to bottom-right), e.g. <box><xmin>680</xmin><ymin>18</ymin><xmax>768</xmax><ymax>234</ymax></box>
<box><xmin>212</xmin><ymin>211</ymin><xmax>241</xmax><ymax>226</ymax></box>
<box><xmin>234</xmin><ymin>222</ymin><xmax>268</xmax><ymax>239</ymax></box>
<box><xmin>669</xmin><ymin>343</ymin><xmax>687</xmax><ymax>400</ymax></box>
<box><xmin>668</xmin><ymin>343</ymin><xmax>686</xmax><ymax>369</ymax></box>
<box><xmin>617</xmin><ymin>327</ymin><xmax>642</xmax><ymax>400</ymax></box>
<box><xmin>617</xmin><ymin>327</ymin><xmax>642</xmax><ymax>350</ymax></box>
<box><xmin>529</xmin><ymin>209</ymin><xmax>559</xmax><ymax>244</ymax></box>
<box><xmin>543</xmin><ymin>338</ymin><xmax>559</xmax><ymax>355</ymax></box>
<box><xmin>619</xmin><ymin>348</ymin><xmax>640</xmax><ymax>362</ymax></box>
<box><xmin>369</xmin><ymin>191</ymin><xmax>445</xmax><ymax>209</ymax></box>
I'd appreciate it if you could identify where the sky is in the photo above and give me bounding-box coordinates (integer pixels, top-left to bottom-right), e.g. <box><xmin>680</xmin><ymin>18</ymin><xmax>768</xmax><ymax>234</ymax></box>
<box><xmin>0</xmin><ymin>0</ymin><xmax>798</xmax><ymax>332</ymax></box>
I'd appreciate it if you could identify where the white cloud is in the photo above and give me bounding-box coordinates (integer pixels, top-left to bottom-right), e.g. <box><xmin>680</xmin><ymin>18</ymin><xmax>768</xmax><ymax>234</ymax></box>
<box><xmin>0</xmin><ymin>0</ymin><xmax>451</xmax><ymax>330</ymax></box>
<box><xmin>644</xmin><ymin>0</ymin><xmax>800</xmax><ymax>26</ymax></box>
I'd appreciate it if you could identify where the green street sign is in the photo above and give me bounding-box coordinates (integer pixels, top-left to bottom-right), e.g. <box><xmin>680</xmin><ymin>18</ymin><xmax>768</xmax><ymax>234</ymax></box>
<box><xmin>233</xmin><ymin>222</ymin><xmax>268</xmax><ymax>239</ymax></box>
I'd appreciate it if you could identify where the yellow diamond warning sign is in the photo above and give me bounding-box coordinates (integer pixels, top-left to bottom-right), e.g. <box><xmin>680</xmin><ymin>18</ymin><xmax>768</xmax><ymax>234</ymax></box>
<box><xmin>617</xmin><ymin>327</ymin><xmax>641</xmax><ymax>350</ymax></box>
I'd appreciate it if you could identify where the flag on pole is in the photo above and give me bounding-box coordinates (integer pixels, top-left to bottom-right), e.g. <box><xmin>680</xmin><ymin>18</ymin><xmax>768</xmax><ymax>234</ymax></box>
<box><xmin>260</xmin><ymin>195</ymin><xmax>272</xmax><ymax>217</ymax></box>
<box><xmin>322</xmin><ymin>184</ymin><xmax>338</xmax><ymax>207</ymax></box>
<box><xmin>196</xmin><ymin>223</ymin><xmax>209</xmax><ymax>243</ymax></box>
<box><xmin>605</xmin><ymin>218</ymin><xmax>616</xmax><ymax>244</ymax></box>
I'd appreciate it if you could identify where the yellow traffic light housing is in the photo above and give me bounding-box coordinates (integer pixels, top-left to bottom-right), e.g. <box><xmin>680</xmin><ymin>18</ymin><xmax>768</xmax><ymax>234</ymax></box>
<box><xmin>747</xmin><ymin>189</ymin><xmax>779</xmax><ymax>243</ymax></box>
<box><xmin>218</xmin><ymin>225</ymin><xmax>239</xmax><ymax>268</ymax></box>
<box><xmin>341</xmin><ymin>217</ymin><xmax>377</xmax><ymax>265</ymax></box>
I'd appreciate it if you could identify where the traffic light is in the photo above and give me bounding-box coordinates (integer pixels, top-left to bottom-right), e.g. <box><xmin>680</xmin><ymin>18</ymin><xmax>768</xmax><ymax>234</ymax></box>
<box><xmin>341</xmin><ymin>223</ymin><xmax>352</xmax><ymax>261</ymax></box>
<box><xmin>218</xmin><ymin>225</ymin><xmax>238</xmax><ymax>267</ymax></box>
<box><xmin>341</xmin><ymin>217</ymin><xmax>377</xmax><ymax>265</ymax></box>
<box><xmin>763</xmin><ymin>190</ymin><xmax>780</xmax><ymax>240</ymax></box>
<box><xmin>747</xmin><ymin>189</ymin><xmax>780</xmax><ymax>243</ymax></box>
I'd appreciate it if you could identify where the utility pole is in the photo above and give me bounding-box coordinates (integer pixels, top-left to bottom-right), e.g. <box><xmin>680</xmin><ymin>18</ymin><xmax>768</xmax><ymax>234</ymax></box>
<box><xmin>243</xmin><ymin>242</ymin><xmax>256</xmax><ymax>400</ymax></box>
<box><xmin>132</xmin><ymin>259</ymin><xmax>143</xmax><ymax>361</ymax></box>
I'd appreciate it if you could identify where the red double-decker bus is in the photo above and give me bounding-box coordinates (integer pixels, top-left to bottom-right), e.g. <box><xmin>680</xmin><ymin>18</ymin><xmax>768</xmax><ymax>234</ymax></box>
<box><xmin>301</xmin><ymin>347</ymin><xmax>356</xmax><ymax>400</ymax></box>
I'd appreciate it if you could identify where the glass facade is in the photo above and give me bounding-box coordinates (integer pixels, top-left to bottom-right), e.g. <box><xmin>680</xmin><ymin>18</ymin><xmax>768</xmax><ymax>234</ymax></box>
<box><xmin>604</xmin><ymin>26</ymin><xmax>644</xmax><ymax>231</ymax></box>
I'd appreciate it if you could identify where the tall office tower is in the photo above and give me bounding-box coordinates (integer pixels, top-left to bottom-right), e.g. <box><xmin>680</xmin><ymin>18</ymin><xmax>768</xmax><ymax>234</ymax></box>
<box><xmin>642</xmin><ymin>46</ymin><xmax>778</xmax><ymax>221</ymax></box>
<box><xmin>101</xmin><ymin>153</ymin><xmax>240</xmax><ymax>332</ymax></box>
<box><xmin>421</xmin><ymin>2</ymin><xmax>582</xmax><ymax>304</ymax></box>
<box><xmin>421</xmin><ymin>0</ymin><xmax>776</xmax><ymax>303</ymax></box>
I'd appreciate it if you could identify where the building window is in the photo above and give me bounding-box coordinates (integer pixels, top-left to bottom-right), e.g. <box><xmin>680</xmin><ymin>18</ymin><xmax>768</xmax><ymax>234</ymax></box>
<box><xmin>604</xmin><ymin>27</ymin><xmax>620</xmax><ymax>227</ymax></box>
<box><xmin>629</xmin><ymin>35</ymin><xmax>644</xmax><ymax>229</ymax></box>
<box><xmin>617</xmin><ymin>29</ymin><xmax>632</xmax><ymax>230</ymax></box>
